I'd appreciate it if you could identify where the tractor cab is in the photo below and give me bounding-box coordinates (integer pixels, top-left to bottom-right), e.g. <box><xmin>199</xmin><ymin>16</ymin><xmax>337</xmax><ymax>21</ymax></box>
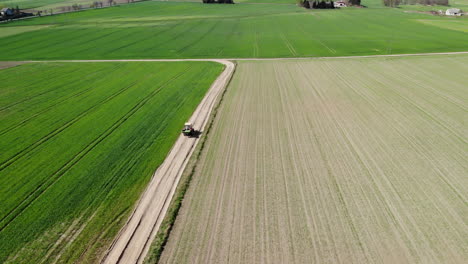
<box><xmin>182</xmin><ymin>122</ymin><xmax>195</xmax><ymax>137</ymax></box>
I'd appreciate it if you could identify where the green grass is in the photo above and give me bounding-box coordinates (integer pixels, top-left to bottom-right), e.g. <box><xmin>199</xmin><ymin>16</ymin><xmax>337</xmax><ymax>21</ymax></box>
<box><xmin>0</xmin><ymin>25</ymin><xmax>50</xmax><ymax>37</ymax></box>
<box><xmin>417</xmin><ymin>19</ymin><xmax>468</xmax><ymax>32</ymax></box>
<box><xmin>0</xmin><ymin>1</ymin><xmax>467</xmax><ymax>60</ymax></box>
<box><xmin>0</xmin><ymin>61</ymin><xmax>223</xmax><ymax>263</ymax></box>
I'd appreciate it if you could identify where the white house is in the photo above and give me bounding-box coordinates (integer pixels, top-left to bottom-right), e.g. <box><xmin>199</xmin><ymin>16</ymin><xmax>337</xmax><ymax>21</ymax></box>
<box><xmin>334</xmin><ymin>1</ymin><xmax>347</xmax><ymax>7</ymax></box>
<box><xmin>446</xmin><ymin>8</ymin><xmax>462</xmax><ymax>16</ymax></box>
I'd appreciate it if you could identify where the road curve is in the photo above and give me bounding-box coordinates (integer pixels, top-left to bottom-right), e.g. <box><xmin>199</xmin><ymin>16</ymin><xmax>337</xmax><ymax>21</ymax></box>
<box><xmin>100</xmin><ymin>59</ymin><xmax>235</xmax><ymax>264</ymax></box>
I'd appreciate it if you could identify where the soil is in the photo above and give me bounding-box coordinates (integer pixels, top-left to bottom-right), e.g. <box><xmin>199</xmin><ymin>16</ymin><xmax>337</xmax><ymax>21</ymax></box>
<box><xmin>159</xmin><ymin>57</ymin><xmax>467</xmax><ymax>264</ymax></box>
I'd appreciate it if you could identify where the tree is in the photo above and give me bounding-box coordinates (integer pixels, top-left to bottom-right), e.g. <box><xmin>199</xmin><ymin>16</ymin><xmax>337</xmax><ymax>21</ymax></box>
<box><xmin>383</xmin><ymin>0</ymin><xmax>400</xmax><ymax>7</ymax></box>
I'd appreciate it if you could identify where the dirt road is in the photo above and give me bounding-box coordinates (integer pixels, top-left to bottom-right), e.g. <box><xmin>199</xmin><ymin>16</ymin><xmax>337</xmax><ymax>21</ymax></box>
<box><xmin>100</xmin><ymin>59</ymin><xmax>234</xmax><ymax>264</ymax></box>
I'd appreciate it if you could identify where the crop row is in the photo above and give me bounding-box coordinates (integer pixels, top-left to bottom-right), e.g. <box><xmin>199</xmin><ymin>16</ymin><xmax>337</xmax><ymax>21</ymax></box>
<box><xmin>0</xmin><ymin>61</ymin><xmax>223</xmax><ymax>263</ymax></box>
<box><xmin>0</xmin><ymin>2</ymin><xmax>467</xmax><ymax>59</ymax></box>
<box><xmin>160</xmin><ymin>55</ymin><xmax>467</xmax><ymax>263</ymax></box>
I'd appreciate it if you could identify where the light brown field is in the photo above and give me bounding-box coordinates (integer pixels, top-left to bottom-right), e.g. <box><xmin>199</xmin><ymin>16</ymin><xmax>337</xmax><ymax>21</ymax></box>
<box><xmin>160</xmin><ymin>55</ymin><xmax>468</xmax><ymax>264</ymax></box>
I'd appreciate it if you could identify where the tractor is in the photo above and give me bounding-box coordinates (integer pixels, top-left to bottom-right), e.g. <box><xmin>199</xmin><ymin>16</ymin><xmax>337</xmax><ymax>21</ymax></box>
<box><xmin>182</xmin><ymin>122</ymin><xmax>195</xmax><ymax>137</ymax></box>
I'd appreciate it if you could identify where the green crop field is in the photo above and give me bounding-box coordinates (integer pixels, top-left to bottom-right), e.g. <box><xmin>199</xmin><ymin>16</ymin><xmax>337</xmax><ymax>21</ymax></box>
<box><xmin>418</xmin><ymin>19</ymin><xmax>468</xmax><ymax>32</ymax></box>
<box><xmin>0</xmin><ymin>25</ymin><xmax>50</xmax><ymax>37</ymax></box>
<box><xmin>0</xmin><ymin>61</ymin><xmax>223</xmax><ymax>263</ymax></box>
<box><xmin>0</xmin><ymin>1</ymin><xmax>467</xmax><ymax>60</ymax></box>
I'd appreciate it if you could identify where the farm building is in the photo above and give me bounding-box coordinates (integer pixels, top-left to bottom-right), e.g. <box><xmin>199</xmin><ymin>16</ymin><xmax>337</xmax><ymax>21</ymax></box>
<box><xmin>445</xmin><ymin>8</ymin><xmax>462</xmax><ymax>16</ymax></box>
<box><xmin>1</xmin><ymin>8</ymin><xmax>14</xmax><ymax>16</ymax></box>
<box><xmin>334</xmin><ymin>1</ymin><xmax>347</xmax><ymax>7</ymax></box>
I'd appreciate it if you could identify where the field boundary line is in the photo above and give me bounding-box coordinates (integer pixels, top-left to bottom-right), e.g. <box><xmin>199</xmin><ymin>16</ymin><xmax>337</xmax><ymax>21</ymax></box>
<box><xmin>12</xmin><ymin>51</ymin><xmax>468</xmax><ymax>65</ymax></box>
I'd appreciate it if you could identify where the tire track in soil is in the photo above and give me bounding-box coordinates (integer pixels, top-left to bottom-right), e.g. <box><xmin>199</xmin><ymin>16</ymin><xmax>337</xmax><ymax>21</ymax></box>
<box><xmin>0</xmin><ymin>67</ymin><xmax>85</xmax><ymax>112</ymax></box>
<box><xmin>0</xmin><ymin>81</ymin><xmax>137</xmax><ymax>172</ymax></box>
<box><xmin>0</xmin><ymin>65</ymin><xmax>115</xmax><ymax>136</ymax></box>
<box><xmin>279</xmin><ymin>32</ymin><xmax>297</xmax><ymax>57</ymax></box>
<box><xmin>216</xmin><ymin>19</ymin><xmax>240</xmax><ymax>57</ymax></box>
<box><xmin>303</xmin><ymin>62</ymin><xmax>420</xmax><ymax>262</ymax></box>
<box><xmin>141</xmin><ymin>21</ymin><xmax>185</xmax><ymax>53</ymax></box>
<box><xmin>160</xmin><ymin>57</ymin><xmax>467</xmax><ymax>264</ymax></box>
<box><xmin>1</xmin><ymin>27</ymin><xmax>91</xmax><ymax>54</ymax></box>
<box><xmin>176</xmin><ymin>21</ymin><xmax>219</xmax><ymax>55</ymax></box>
<box><xmin>50</xmin><ymin>81</ymin><xmax>199</xmax><ymax>263</ymax></box>
<box><xmin>337</xmin><ymin>62</ymin><xmax>467</xmax><ymax>205</ymax></box>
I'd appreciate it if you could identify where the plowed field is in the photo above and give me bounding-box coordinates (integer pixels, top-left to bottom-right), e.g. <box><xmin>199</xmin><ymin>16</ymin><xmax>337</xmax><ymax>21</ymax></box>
<box><xmin>160</xmin><ymin>55</ymin><xmax>468</xmax><ymax>263</ymax></box>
